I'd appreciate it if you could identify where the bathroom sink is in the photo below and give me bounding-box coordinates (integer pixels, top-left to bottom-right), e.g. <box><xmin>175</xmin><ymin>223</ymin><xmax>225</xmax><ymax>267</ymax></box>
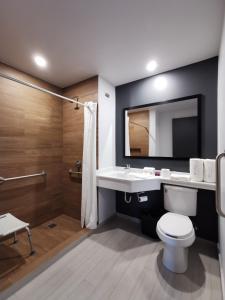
<box><xmin>96</xmin><ymin>167</ymin><xmax>161</xmax><ymax>193</ymax></box>
<box><xmin>100</xmin><ymin>170</ymin><xmax>154</xmax><ymax>180</ymax></box>
<box><xmin>96</xmin><ymin>167</ymin><xmax>216</xmax><ymax>192</ymax></box>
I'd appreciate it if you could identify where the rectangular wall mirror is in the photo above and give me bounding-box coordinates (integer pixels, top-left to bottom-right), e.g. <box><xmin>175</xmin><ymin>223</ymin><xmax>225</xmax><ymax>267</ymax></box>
<box><xmin>124</xmin><ymin>95</ymin><xmax>201</xmax><ymax>159</ymax></box>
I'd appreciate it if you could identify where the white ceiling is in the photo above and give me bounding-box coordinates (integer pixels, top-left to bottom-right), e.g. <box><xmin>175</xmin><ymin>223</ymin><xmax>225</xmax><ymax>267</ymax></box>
<box><xmin>0</xmin><ymin>0</ymin><xmax>224</xmax><ymax>88</ymax></box>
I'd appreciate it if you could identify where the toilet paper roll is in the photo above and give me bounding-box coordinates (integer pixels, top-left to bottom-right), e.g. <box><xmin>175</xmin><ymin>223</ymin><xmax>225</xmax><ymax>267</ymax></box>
<box><xmin>203</xmin><ymin>159</ymin><xmax>216</xmax><ymax>183</ymax></box>
<box><xmin>190</xmin><ymin>158</ymin><xmax>204</xmax><ymax>182</ymax></box>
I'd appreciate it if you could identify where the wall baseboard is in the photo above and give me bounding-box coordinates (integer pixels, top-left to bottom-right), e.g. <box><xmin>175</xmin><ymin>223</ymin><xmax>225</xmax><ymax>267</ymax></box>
<box><xmin>97</xmin><ymin>213</ymin><xmax>117</xmax><ymax>227</ymax></box>
<box><xmin>116</xmin><ymin>212</ymin><xmax>141</xmax><ymax>224</ymax></box>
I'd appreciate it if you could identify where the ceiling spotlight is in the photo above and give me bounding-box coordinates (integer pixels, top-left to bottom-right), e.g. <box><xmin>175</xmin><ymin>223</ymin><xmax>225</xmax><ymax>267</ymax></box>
<box><xmin>33</xmin><ymin>55</ymin><xmax>47</xmax><ymax>68</ymax></box>
<box><xmin>154</xmin><ymin>76</ymin><xmax>167</xmax><ymax>91</ymax></box>
<box><xmin>146</xmin><ymin>60</ymin><xmax>158</xmax><ymax>72</ymax></box>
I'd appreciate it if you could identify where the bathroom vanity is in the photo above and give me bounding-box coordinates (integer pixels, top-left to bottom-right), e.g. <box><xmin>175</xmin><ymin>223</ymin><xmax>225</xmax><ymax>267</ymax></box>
<box><xmin>97</xmin><ymin>93</ymin><xmax>217</xmax><ymax>242</ymax></box>
<box><xmin>96</xmin><ymin>167</ymin><xmax>161</xmax><ymax>193</ymax></box>
<box><xmin>96</xmin><ymin>166</ymin><xmax>217</xmax><ymax>243</ymax></box>
<box><xmin>96</xmin><ymin>166</ymin><xmax>216</xmax><ymax>192</ymax></box>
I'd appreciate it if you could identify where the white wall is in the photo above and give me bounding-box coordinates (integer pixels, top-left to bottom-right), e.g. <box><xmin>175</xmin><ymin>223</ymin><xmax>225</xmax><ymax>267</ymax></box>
<box><xmin>218</xmin><ymin>15</ymin><xmax>225</xmax><ymax>298</ymax></box>
<box><xmin>98</xmin><ymin>77</ymin><xmax>116</xmax><ymax>169</ymax></box>
<box><xmin>149</xmin><ymin>110</ymin><xmax>158</xmax><ymax>156</ymax></box>
<box><xmin>98</xmin><ymin>77</ymin><xmax>116</xmax><ymax>224</ymax></box>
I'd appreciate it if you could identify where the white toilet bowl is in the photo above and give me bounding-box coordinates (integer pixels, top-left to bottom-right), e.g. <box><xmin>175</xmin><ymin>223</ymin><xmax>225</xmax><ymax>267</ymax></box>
<box><xmin>157</xmin><ymin>212</ymin><xmax>195</xmax><ymax>273</ymax></box>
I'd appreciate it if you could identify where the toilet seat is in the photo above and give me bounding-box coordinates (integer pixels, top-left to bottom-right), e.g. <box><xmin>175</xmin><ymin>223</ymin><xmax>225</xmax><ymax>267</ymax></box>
<box><xmin>157</xmin><ymin>212</ymin><xmax>193</xmax><ymax>239</ymax></box>
<box><xmin>157</xmin><ymin>212</ymin><xmax>195</xmax><ymax>249</ymax></box>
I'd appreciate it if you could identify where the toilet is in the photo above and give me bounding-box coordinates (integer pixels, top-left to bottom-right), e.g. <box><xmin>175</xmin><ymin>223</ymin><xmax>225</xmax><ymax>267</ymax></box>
<box><xmin>156</xmin><ymin>185</ymin><xmax>198</xmax><ymax>273</ymax></box>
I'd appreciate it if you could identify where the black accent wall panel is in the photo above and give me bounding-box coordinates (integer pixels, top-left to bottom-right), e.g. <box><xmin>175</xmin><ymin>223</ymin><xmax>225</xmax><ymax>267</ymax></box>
<box><xmin>115</xmin><ymin>57</ymin><xmax>218</xmax><ymax>242</ymax></box>
<box><xmin>116</xmin><ymin>57</ymin><xmax>218</xmax><ymax>170</ymax></box>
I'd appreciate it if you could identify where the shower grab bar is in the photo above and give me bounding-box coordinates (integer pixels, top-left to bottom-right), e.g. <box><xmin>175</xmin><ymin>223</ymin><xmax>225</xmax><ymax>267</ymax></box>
<box><xmin>0</xmin><ymin>171</ymin><xmax>47</xmax><ymax>184</ymax></box>
<box><xmin>216</xmin><ymin>152</ymin><xmax>225</xmax><ymax>218</ymax></box>
<box><xmin>69</xmin><ymin>169</ymin><xmax>82</xmax><ymax>175</ymax></box>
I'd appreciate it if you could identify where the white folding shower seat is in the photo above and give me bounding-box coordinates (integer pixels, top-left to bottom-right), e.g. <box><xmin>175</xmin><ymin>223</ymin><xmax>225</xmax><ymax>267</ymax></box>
<box><xmin>0</xmin><ymin>213</ymin><xmax>35</xmax><ymax>255</ymax></box>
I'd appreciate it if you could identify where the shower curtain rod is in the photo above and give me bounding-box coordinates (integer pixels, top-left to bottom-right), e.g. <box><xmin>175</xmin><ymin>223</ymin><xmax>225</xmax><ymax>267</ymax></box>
<box><xmin>0</xmin><ymin>72</ymin><xmax>87</xmax><ymax>107</ymax></box>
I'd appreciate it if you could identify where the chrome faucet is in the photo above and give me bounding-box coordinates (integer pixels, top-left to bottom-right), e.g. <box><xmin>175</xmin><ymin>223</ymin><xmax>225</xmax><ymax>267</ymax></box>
<box><xmin>124</xmin><ymin>164</ymin><xmax>131</xmax><ymax>169</ymax></box>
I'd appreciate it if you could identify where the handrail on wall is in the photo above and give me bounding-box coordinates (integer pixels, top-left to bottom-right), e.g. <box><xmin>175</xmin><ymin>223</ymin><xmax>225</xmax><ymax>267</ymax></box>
<box><xmin>69</xmin><ymin>169</ymin><xmax>82</xmax><ymax>175</ymax></box>
<box><xmin>0</xmin><ymin>171</ymin><xmax>47</xmax><ymax>184</ymax></box>
<box><xmin>216</xmin><ymin>152</ymin><xmax>225</xmax><ymax>218</ymax></box>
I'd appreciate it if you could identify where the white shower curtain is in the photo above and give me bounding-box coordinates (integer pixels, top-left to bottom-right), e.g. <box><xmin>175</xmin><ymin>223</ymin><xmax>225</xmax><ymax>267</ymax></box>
<box><xmin>81</xmin><ymin>101</ymin><xmax>98</xmax><ymax>229</ymax></box>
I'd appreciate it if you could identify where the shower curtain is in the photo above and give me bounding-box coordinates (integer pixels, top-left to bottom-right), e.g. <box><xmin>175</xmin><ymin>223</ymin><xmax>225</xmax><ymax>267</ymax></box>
<box><xmin>81</xmin><ymin>101</ymin><xmax>98</xmax><ymax>229</ymax></box>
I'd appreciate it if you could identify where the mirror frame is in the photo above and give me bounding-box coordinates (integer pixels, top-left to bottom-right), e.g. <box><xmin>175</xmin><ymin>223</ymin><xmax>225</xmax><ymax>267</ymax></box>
<box><xmin>123</xmin><ymin>94</ymin><xmax>202</xmax><ymax>160</ymax></box>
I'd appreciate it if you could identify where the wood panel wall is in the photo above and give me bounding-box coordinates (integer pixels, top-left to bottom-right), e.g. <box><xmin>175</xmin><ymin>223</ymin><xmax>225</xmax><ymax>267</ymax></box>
<box><xmin>0</xmin><ymin>63</ymin><xmax>63</xmax><ymax>226</ymax></box>
<box><xmin>62</xmin><ymin>77</ymin><xmax>98</xmax><ymax>219</ymax></box>
<box><xmin>0</xmin><ymin>62</ymin><xmax>98</xmax><ymax>225</ymax></box>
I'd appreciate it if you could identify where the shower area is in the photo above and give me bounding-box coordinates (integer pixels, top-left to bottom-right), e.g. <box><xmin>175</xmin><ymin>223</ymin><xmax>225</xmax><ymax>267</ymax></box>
<box><xmin>0</xmin><ymin>62</ymin><xmax>98</xmax><ymax>292</ymax></box>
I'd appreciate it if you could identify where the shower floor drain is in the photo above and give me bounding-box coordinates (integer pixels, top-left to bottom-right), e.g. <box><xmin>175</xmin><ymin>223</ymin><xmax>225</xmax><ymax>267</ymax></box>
<box><xmin>47</xmin><ymin>223</ymin><xmax>57</xmax><ymax>229</ymax></box>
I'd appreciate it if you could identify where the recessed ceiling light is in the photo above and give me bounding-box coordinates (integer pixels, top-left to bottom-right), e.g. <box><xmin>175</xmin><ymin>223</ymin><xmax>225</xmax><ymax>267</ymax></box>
<box><xmin>146</xmin><ymin>60</ymin><xmax>158</xmax><ymax>72</ymax></box>
<box><xmin>33</xmin><ymin>55</ymin><xmax>47</xmax><ymax>68</ymax></box>
<box><xmin>154</xmin><ymin>76</ymin><xmax>167</xmax><ymax>91</ymax></box>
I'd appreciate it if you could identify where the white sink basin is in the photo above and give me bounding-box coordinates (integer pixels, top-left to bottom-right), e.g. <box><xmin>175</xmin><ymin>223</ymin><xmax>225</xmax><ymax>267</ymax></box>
<box><xmin>100</xmin><ymin>170</ymin><xmax>154</xmax><ymax>180</ymax></box>
<box><xmin>96</xmin><ymin>167</ymin><xmax>161</xmax><ymax>193</ymax></box>
<box><xmin>96</xmin><ymin>167</ymin><xmax>216</xmax><ymax>193</ymax></box>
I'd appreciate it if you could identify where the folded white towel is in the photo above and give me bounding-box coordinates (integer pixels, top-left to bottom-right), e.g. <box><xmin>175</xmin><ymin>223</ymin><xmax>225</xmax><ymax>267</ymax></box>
<box><xmin>190</xmin><ymin>158</ymin><xmax>204</xmax><ymax>182</ymax></box>
<box><xmin>204</xmin><ymin>159</ymin><xmax>216</xmax><ymax>183</ymax></box>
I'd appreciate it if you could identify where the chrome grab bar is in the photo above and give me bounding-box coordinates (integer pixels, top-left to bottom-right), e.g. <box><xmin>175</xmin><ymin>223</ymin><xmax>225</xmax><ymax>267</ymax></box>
<box><xmin>0</xmin><ymin>171</ymin><xmax>47</xmax><ymax>185</ymax></box>
<box><xmin>216</xmin><ymin>152</ymin><xmax>225</xmax><ymax>218</ymax></box>
<box><xmin>69</xmin><ymin>169</ymin><xmax>82</xmax><ymax>175</ymax></box>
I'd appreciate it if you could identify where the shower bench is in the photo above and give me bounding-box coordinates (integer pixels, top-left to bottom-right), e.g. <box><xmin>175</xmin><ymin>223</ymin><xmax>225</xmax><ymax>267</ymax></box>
<box><xmin>0</xmin><ymin>213</ymin><xmax>35</xmax><ymax>255</ymax></box>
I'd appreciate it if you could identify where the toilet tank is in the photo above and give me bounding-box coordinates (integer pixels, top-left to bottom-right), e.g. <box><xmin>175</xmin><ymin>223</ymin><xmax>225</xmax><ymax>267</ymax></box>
<box><xmin>164</xmin><ymin>185</ymin><xmax>198</xmax><ymax>216</ymax></box>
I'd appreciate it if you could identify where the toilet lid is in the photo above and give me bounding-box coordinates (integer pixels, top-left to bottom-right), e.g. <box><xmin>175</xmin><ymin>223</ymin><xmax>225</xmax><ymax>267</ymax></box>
<box><xmin>158</xmin><ymin>212</ymin><xmax>193</xmax><ymax>238</ymax></box>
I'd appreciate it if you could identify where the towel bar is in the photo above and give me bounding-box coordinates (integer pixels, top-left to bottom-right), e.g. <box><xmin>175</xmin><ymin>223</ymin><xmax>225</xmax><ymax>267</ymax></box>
<box><xmin>69</xmin><ymin>169</ymin><xmax>82</xmax><ymax>175</ymax></box>
<box><xmin>0</xmin><ymin>171</ymin><xmax>47</xmax><ymax>185</ymax></box>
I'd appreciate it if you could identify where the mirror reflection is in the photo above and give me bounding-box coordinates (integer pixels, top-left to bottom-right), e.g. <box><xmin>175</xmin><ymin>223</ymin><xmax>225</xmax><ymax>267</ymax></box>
<box><xmin>125</xmin><ymin>96</ymin><xmax>200</xmax><ymax>158</ymax></box>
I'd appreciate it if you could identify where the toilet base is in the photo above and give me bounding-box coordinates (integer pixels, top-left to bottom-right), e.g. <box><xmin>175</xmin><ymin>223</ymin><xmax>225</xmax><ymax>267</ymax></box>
<box><xmin>162</xmin><ymin>244</ymin><xmax>188</xmax><ymax>273</ymax></box>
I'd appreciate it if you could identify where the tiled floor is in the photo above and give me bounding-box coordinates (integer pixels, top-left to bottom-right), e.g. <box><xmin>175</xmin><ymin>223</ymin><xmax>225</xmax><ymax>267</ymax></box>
<box><xmin>4</xmin><ymin>216</ymin><xmax>222</xmax><ymax>300</ymax></box>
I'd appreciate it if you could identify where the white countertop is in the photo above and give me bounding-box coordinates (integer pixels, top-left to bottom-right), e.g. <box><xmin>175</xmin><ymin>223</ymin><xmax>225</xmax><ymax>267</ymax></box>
<box><xmin>161</xmin><ymin>177</ymin><xmax>215</xmax><ymax>191</ymax></box>
<box><xmin>96</xmin><ymin>167</ymin><xmax>216</xmax><ymax>192</ymax></box>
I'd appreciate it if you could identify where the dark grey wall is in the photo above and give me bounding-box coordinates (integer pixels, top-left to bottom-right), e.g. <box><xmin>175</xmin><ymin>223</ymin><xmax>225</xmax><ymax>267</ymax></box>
<box><xmin>115</xmin><ymin>57</ymin><xmax>218</xmax><ymax>242</ymax></box>
<box><xmin>116</xmin><ymin>57</ymin><xmax>218</xmax><ymax>171</ymax></box>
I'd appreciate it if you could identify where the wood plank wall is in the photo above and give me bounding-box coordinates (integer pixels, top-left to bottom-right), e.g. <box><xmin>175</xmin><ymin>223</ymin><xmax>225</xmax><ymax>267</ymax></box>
<box><xmin>0</xmin><ymin>63</ymin><xmax>63</xmax><ymax>226</ymax></box>
<box><xmin>62</xmin><ymin>77</ymin><xmax>98</xmax><ymax>219</ymax></box>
